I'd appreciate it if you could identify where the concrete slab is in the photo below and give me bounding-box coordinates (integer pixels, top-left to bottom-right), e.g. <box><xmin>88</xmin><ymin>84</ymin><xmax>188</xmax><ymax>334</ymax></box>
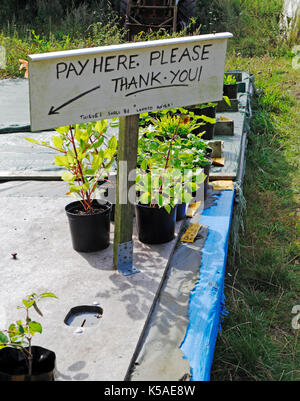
<box><xmin>0</xmin><ymin>181</ymin><xmax>184</xmax><ymax>381</ymax></box>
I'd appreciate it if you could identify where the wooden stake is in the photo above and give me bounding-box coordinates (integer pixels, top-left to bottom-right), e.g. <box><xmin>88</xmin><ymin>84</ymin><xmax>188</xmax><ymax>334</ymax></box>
<box><xmin>113</xmin><ymin>114</ymin><xmax>139</xmax><ymax>270</ymax></box>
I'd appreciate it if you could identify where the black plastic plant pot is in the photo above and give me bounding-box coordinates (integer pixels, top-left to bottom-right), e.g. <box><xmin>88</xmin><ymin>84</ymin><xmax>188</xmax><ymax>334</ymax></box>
<box><xmin>223</xmin><ymin>84</ymin><xmax>238</xmax><ymax>99</ymax></box>
<box><xmin>176</xmin><ymin>203</ymin><xmax>186</xmax><ymax>221</ymax></box>
<box><xmin>135</xmin><ymin>203</ymin><xmax>177</xmax><ymax>244</ymax></box>
<box><xmin>65</xmin><ymin>200</ymin><xmax>112</xmax><ymax>252</ymax></box>
<box><xmin>0</xmin><ymin>346</ymin><xmax>56</xmax><ymax>381</ymax></box>
<box><xmin>201</xmin><ymin>123</ymin><xmax>215</xmax><ymax>140</ymax></box>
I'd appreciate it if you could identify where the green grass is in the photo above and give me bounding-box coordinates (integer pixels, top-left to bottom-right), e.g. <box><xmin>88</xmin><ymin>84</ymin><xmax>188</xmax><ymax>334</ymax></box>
<box><xmin>210</xmin><ymin>54</ymin><xmax>300</xmax><ymax>381</ymax></box>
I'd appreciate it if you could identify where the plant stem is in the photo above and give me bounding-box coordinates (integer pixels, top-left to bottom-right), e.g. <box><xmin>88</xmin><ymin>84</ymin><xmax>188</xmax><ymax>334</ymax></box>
<box><xmin>25</xmin><ymin>307</ymin><xmax>33</xmax><ymax>376</ymax></box>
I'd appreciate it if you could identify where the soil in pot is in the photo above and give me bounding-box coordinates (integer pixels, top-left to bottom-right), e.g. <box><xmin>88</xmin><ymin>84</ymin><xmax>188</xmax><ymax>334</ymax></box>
<box><xmin>135</xmin><ymin>203</ymin><xmax>177</xmax><ymax>244</ymax></box>
<box><xmin>65</xmin><ymin>200</ymin><xmax>112</xmax><ymax>252</ymax></box>
<box><xmin>223</xmin><ymin>84</ymin><xmax>238</xmax><ymax>99</ymax></box>
<box><xmin>0</xmin><ymin>346</ymin><xmax>56</xmax><ymax>381</ymax></box>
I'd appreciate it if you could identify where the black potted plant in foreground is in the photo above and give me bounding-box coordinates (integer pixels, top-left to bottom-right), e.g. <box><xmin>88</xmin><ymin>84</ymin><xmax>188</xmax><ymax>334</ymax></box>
<box><xmin>0</xmin><ymin>292</ymin><xmax>57</xmax><ymax>381</ymax></box>
<box><xmin>26</xmin><ymin>121</ymin><xmax>118</xmax><ymax>252</ymax></box>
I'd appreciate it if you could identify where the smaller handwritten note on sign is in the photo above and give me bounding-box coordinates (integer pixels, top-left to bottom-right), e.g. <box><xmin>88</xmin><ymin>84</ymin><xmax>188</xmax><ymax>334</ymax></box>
<box><xmin>28</xmin><ymin>33</ymin><xmax>232</xmax><ymax>131</ymax></box>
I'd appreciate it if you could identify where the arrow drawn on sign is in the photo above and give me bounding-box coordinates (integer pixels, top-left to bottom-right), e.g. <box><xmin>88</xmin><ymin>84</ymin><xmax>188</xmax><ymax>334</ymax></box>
<box><xmin>48</xmin><ymin>85</ymin><xmax>101</xmax><ymax>115</ymax></box>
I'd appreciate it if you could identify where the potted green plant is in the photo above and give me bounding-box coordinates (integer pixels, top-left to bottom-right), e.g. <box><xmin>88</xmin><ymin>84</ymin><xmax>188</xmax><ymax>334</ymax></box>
<box><xmin>0</xmin><ymin>292</ymin><xmax>57</xmax><ymax>381</ymax></box>
<box><xmin>223</xmin><ymin>74</ymin><xmax>238</xmax><ymax>99</ymax></box>
<box><xmin>26</xmin><ymin>121</ymin><xmax>118</xmax><ymax>252</ymax></box>
<box><xmin>136</xmin><ymin>113</ymin><xmax>206</xmax><ymax>242</ymax></box>
<box><xmin>185</xmin><ymin>102</ymin><xmax>217</xmax><ymax>140</ymax></box>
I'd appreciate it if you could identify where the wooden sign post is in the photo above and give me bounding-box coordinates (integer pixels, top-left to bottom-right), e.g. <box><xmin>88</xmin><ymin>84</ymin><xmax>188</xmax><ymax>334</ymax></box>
<box><xmin>28</xmin><ymin>32</ymin><xmax>232</xmax><ymax>275</ymax></box>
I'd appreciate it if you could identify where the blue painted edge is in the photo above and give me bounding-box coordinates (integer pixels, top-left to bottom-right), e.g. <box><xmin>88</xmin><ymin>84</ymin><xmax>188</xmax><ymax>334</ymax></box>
<box><xmin>180</xmin><ymin>189</ymin><xmax>235</xmax><ymax>381</ymax></box>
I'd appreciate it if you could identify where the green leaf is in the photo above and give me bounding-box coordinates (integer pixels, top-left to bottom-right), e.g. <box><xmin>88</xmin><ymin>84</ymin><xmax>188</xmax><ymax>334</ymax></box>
<box><xmin>39</xmin><ymin>292</ymin><xmax>57</xmax><ymax>299</ymax></box>
<box><xmin>74</xmin><ymin>126</ymin><xmax>82</xmax><ymax>142</ymax></box>
<box><xmin>182</xmin><ymin>192</ymin><xmax>193</xmax><ymax>204</ymax></box>
<box><xmin>25</xmin><ymin>137</ymin><xmax>40</xmax><ymax>145</ymax></box>
<box><xmin>66</xmin><ymin>150</ymin><xmax>75</xmax><ymax>165</ymax></box>
<box><xmin>139</xmin><ymin>192</ymin><xmax>150</xmax><ymax>204</ymax></box>
<box><xmin>0</xmin><ymin>331</ymin><xmax>9</xmax><ymax>344</ymax></box>
<box><xmin>69</xmin><ymin>185</ymin><xmax>82</xmax><ymax>194</ymax></box>
<box><xmin>200</xmin><ymin>115</ymin><xmax>216</xmax><ymax>124</ymax></box>
<box><xmin>223</xmin><ymin>96</ymin><xmax>231</xmax><ymax>106</ymax></box>
<box><xmin>55</xmin><ymin>126</ymin><xmax>68</xmax><ymax>135</ymax></box>
<box><xmin>92</xmin><ymin>154</ymin><xmax>103</xmax><ymax>171</ymax></box>
<box><xmin>103</xmin><ymin>148</ymin><xmax>114</xmax><ymax>159</ymax></box>
<box><xmin>94</xmin><ymin>121</ymin><xmax>104</xmax><ymax>133</ymax></box>
<box><xmin>22</xmin><ymin>299</ymin><xmax>35</xmax><ymax>309</ymax></box>
<box><xmin>92</xmin><ymin>136</ymin><xmax>104</xmax><ymax>149</ymax></box>
<box><xmin>52</xmin><ymin>136</ymin><xmax>63</xmax><ymax>149</ymax></box>
<box><xmin>8</xmin><ymin>323</ymin><xmax>17</xmax><ymax>339</ymax></box>
<box><xmin>164</xmin><ymin>204</ymin><xmax>171</xmax><ymax>214</ymax></box>
<box><xmin>29</xmin><ymin>321</ymin><xmax>42</xmax><ymax>335</ymax></box>
<box><xmin>61</xmin><ymin>171</ymin><xmax>75</xmax><ymax>183</ymax></box>
<box><xmin>108</xmin><ymin>136</ymin><xmax>118</xmax><ymax>151</ymax></box>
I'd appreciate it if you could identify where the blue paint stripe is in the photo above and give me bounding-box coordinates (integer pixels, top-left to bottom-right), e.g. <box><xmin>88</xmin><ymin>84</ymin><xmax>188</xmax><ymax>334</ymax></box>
<box><xmin>180</xmin><ymin>190</ymin><xmax>235</xmax><ymax>381</ymax></box>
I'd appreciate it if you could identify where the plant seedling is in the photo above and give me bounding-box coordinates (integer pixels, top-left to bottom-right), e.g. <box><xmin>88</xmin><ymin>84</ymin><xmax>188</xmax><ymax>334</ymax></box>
<box><xmin>0</xmin><ymin>292</ymin><xmax>57</xmax><ymax>376</ymax></box>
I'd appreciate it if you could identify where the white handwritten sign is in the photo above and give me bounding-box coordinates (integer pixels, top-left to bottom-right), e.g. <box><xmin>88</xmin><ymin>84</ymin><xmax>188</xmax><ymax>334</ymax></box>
<box><xmin>28</xmin><ymin>33</ymin><xmax>232</xmax><ymax>131</ymax></box>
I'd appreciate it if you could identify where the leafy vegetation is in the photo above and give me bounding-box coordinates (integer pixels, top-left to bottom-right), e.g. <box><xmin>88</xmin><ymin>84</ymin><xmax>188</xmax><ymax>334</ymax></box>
<box><xmin>136</xmin><ymin>110</ymin><xmax>207</xmax><ymax>212</ymax></box>
<box><xmin>26</xmin><ymin>121</ymin><xmax>118</xmax><ymax>213</ymax></box>
<box><xmin>224</xmin><ymin>74</ymin><xmax>237</xmax><ymax>85</ymax></box>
